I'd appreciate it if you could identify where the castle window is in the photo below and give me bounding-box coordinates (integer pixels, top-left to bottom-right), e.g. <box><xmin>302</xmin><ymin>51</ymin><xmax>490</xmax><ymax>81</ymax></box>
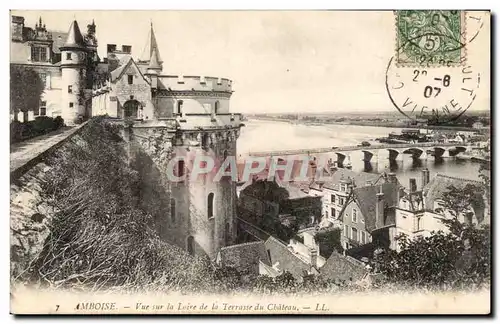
<box><xmin>66</xmin><ymin>53</ymin><xmax>72</xmax><ymax>60</ymax></box>
<box><xmin>207</xmin><ymin>193</ymin><xmax>214</xmax><ymax>219</ymax></box>
<box><xmin>214</xmin><ymin>101</ymin><xmax>220</xmax><ymax>114</ymax></box>
<box><xmin>176</xmin><ymin>100</ymin><xmax>183</xmax><ymax>116</ymax></box>
<box><xmin>352</xmin><ymin>208</ymin><xmax>357</xmax><ymax>223</ymax></box>
<box><xmin>202</xmin><ymin>133</ymin><xmax>209</xmax><ymax>150</ymax></box>
<box><xmin>331</xmin><ymin>194</ymin><xmax>335</xmax><ymax>203</ymax></box>
<box><xmin>361</xmin><ymin>231</ymin><xmax>366</xmax><ymax>244</ymax></box>
<box><xmin>128</xmin><ymin>75</ymin><xmax>133</xmax><ymax>85</ymax></box>
<box><xmin>40</xmin><ymin>101</ymin><xmax>46</xmax><ymax>116</ymax></box>
<box><xmin>170</xmin><ymin>198</ymin><xmax>176</xmax><ymax>223</ymax></box>
<box><xmin>68</xmin><ymin>85</ymin><xmax>73</xmax><ymax>94</ymax></box>
<box><xmin>331</xmin><ymin>208</ymin><xmax>336</xmax><ymax>218</ymax></box>
<box><xmin>344</xmin><ymin>224</ymin><xmax>348</xmax><ymax>236</ymax></box>
<box><xmin>177</xmin><ymin>160</ymin><xmax>185</xmax><ymax>178</ymax></box>
<box><xmin>39</xmin><ymin>73</ymin><xmax>47</xmax><ymax>88</ymax></box>
<box><xmin>187</xmin><ymin>236</ymin><xmax>194</xmax><ymax>255</ymax></box>
<box><xmin>69</xmin><ymin>102</ymin><xmax>74</xmax><ymax>108</ymax></box>
<box><xmin>31</xmin><ymin>46</ymin><xmax>47</xmax><ymax>62</ymax></box>
<box><xmin>122</xmin><ymin>45</ymin><xmax>132</xmax><ymax>53</ymax></box>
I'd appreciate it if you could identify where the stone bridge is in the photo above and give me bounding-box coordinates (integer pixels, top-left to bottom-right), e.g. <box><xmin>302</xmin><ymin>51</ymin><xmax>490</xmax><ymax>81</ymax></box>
<box><xmin>248</xmin><ymin>142</ymin><xmax>469</xmax><ymax>166</ymax></box>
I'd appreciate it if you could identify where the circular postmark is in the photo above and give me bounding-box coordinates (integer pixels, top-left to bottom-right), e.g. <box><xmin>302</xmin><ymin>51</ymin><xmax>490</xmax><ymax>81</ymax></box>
<box><xmin>395</xmin><ymin>10</ymin><xmax>487</xmax><ymax>67</ymax></box>
<box><xmin>385</xmin><ymin>56</ymin><xmax>481</xmax><ymax>124</ymax></box>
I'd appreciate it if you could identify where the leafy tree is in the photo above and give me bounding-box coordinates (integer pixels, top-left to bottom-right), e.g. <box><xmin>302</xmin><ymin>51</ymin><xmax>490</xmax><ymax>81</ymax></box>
<box><xmin>372</xmin><ymin>178</ymin><xmax>490</xmax><ymax>290</ymax></box>
<box><xmin>10</xmin><ymin>65</ymin><xmax>45</xmax><ymax>122</ymax></box>
<box><xmin>439</xmin><ymin>184</ymin><xmax>484</xmax><ymax>224</ymax></box>
<box><xmin>315</xmin><ymin>228</ymin><xmax>343</xmax><ymax>257</ymax></box>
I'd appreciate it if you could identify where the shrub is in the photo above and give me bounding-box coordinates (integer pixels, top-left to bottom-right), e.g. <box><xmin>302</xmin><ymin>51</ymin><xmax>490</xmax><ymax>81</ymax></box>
<box><xmin>10</xmin><ymin>116</ymin><xmax>66</xmax><ymax>143</ymax></box>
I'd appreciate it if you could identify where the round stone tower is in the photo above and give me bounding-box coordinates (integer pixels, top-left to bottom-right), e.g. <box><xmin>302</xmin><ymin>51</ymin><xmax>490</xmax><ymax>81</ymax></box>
<box><xmin>59</xmin><ymin>20</ymin><xmax>88</xmax><ymax>125</ymax></box>
<box><xmin>160</xmin><ymin>75</ymin><xmax>241</xmax><ymax>260</ymax></box>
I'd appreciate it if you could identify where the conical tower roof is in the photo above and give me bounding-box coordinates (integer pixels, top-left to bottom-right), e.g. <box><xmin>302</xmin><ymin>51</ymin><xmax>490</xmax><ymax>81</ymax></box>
<box><xmin>139</xmin><ymin>22</ymin><xmax>163</xmax><ymax>63</ymax></box>
<box><xmin>148</xmin><ymin>46</ymin><xmax>162</xmax><ymax>71</ymax></box>
<box><xmin>63</xmin><ymin>20</ymin><xmax>86</xmax><ymax>49</ymax></box>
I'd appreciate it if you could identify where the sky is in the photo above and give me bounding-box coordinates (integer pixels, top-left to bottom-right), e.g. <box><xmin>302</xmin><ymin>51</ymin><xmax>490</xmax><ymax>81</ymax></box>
<box><xmin>11</xmin><ymin>10</ymin><xmax>491</xmax><ymax>114</ymax></box>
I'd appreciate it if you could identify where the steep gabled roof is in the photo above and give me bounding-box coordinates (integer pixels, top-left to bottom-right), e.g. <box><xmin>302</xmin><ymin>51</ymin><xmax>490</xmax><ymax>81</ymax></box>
<box><xmin>218</xmin><ymin>241</ymin><xmax>271</xmax><ymax>275</ymax></box>
<box><xmin>109</xmin><ymin>55</ymin><xmax>149</xmax><ymax>84</ymax></box>
<box><xmin>423</xmin><ymin>174</ymin><xmax>486</xmax><ymax>222</ymax></box>
<box><xmin>351</xmin><ymin>183</ymin><xmax>399</xmax><ymax>232</ymax></box>
<box><xmin>319</xmin><ymin>251</ymin><xmax>367</xmax><ymax>283</ymax></box>
<box><xmin>322</xmin><ymin>169</ymin><xmax>382</xmax><ymax>191</ymax></box>
<box><xmin>264</xmin><ymin>236</ymin><xmax>316</xmax><ymax>280</ymax></box>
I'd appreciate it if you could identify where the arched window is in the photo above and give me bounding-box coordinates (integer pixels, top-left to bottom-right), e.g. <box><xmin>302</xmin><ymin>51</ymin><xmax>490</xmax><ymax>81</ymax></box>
<box><xmin>207</xmin><ymin>193</ymin><xmax>214</xmax><ymax>219</ymax></box>
<box><xmin>177</xmin><ymin>100</ymin><xmax>183</xmax><ymax>116</ymax></box>
<box><xmin>170</xmin><ymin>198</ymin><xmax>176</xmax><ymax>223</ymax></box>
<box><xmin>187</xmin><ymin>236</ymin><xmax>194</xmax><ymax>255</ymax></box>
<box><xmin>214</xmin><ymin>101</ymin><xmax>220</xmax><ymax>114</ymax></box>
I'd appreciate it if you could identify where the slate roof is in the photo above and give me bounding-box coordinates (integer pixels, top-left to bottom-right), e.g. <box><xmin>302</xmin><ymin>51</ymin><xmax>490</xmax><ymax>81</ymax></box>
<box><xmin>62</xmin><ymin>20</ymin><xmax>86</xmax><ymax>49</ymax></box>
<box><xmin>319</xmin><ymin>251</ymin><xmax>368</xmax><ymax>283</ymax></box>
<box><xmin>423</xmin><ymin>174</ymin><xmax>486</xmax><ymax>223</ymax></box>
<box><xmin>322</xmin><ymin>169</ymin><xmax>382</xmax><ymax>191</ymax></box>
<box><xmin>218</xmin><ymin>241</ymin><xmax>271</xmax><ymax>276</ymax></box>
<box><xmin>50</xmin><ymin>31</ymin><xmax>67</xmax><ymax>54</ymax></box>
<box><xmin>264</xmin><ymin>236</ymin><xmax>317</xmax><ymax>280</ymax></box>
<box><xmin>351</xmin><ymin>183</ymin><xmax>400</xmax><ymax>232</ymax></box>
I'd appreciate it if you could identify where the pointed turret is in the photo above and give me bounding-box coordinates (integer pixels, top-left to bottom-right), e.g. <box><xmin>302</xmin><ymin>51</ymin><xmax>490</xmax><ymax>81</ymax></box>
<box><xmin>63</xmin><ymin>20</ymin><xmax>86</xmax><ymax>49</ymax></box>
<box><xmin>147</xmin><ymin>46</ymin><xmax>162</xmax><ymax>72</ymax></box>
<box><xmin>139</xmin><ymin>22</ymin><xmax>163</xmax><ymax>63</ymax></box>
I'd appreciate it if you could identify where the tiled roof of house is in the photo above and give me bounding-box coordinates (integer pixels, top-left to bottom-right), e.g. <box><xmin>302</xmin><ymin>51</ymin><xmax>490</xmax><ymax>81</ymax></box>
<box><xmin>352</xmin><ymin>183</ymin><xmax>400</xmax><ymax>232</ymax></box>
<box><xmin>264</xmin><ymin>236</ymin><xmax>315</xmax><ymax>280</ymax></box>
<box><xmin>322</xmin><ymin>169</ymin><xmax>382</xmax><ymax>190</ymax></box>
<box><xmin>423</xmin><ymin>174</ymin><xmax>486</xmax><ymax>223</ymax></box>
<box><xmin>319</xmin><ymin>251</ymin><xmax>368</xmax><ymax>283</ymax></box>
<box><xmin>218</xmin><ymin>241</ymin><xmax>271</xmax><ymax>276</ymax></box>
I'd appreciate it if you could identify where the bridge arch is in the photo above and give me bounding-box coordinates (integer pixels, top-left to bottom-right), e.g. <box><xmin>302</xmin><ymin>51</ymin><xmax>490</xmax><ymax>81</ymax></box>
<box><xmin>361</xmin><ymin>150</ymin><xmax>374</xmax><ymax>162</ymax></box>
<box><xmin>448</xmin><ymin>146</ymin><xmax>467</xmax><ymax>157</ymax></box>
<box><xmin>433</xmin><ymin>147</ymin><xmax>447</xmax><ymax>158</ymax></box>
<box><xmin>402</xmin><ymin>147</ymin><xmax>424</xmax><ymax>159</ymax></box>
<box><xmin>387</xmin><ymin>148</ymin><xmax>400</xmax><ymax>161</ymax></box>
<box><xmin>335</xmin><ymin>152</ymin><xmax>347</xmax><ymax>167</ymax></box>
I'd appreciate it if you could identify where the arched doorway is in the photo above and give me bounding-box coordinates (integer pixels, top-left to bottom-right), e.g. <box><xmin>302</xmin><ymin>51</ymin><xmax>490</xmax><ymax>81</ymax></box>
<box><xmin>123</xmin><ymin>99</ymin><xmax>140</xmax><ymax>119</ymax></box>
<box><xmin>187</xmin><ymin>236</ymin><xmax>195</xmax><ymax>255</ymax></box>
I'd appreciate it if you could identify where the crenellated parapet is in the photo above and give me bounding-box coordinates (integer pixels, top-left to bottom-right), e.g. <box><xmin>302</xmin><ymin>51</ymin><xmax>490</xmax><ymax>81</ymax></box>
<box><xmin>158</xmin><ymin>75</ymin><xmax>233</xmax><ymax>93</ymax></box>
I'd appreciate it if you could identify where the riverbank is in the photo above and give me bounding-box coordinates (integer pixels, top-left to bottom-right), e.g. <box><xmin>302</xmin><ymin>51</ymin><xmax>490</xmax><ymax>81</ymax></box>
<box><xmin>250</xmin><ymin>117</ymin><xmax>488</xmax><ymax>134</ymax></box>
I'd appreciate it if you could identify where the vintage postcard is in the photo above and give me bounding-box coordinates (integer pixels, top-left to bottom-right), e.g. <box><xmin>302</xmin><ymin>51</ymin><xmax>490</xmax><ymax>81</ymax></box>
<box><xmin>9</xmin><ymin>10</ymin><xmax>491</xmax><ymax>315</ymax></box>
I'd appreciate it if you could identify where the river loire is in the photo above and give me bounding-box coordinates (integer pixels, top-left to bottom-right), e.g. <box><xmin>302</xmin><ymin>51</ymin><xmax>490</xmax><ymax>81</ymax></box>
<box><xmin>238</xmin><ymin>119</ymin><xmax>482</xmax><ymax>188</ymax></box>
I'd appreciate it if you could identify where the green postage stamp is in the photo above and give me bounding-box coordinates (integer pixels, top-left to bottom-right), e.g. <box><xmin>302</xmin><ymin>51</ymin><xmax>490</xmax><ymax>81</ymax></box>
<box><xmin>396</xmin><ymin>10</ymin><xmax>466</xmax><ymax>66</ymax></box>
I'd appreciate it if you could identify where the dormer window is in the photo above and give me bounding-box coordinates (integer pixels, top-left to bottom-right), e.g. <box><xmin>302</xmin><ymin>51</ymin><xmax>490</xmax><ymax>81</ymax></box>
<box><xmin>66</xmin><ymin>53</ymin><xmax>72</xmax><ymax>60</ymax></box>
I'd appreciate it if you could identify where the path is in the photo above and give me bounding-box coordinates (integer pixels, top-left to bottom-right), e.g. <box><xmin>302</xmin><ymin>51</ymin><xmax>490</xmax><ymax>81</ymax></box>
<box><xmin>10</xmin><ymin>123</ymin><xmax>86</xmax><ymax>176</ymax></box>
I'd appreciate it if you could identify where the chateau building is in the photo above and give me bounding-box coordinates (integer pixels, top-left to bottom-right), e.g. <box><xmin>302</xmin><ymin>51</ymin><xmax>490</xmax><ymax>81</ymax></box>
<box><xmin>10</xmin><ymin>15</ymin><xmax>244</xmax><ymax>260</ymax></box>
<box><xmin>10</xmin><ymin>16</ymin><xmax>99</xmax><ymax>123</ymax></box>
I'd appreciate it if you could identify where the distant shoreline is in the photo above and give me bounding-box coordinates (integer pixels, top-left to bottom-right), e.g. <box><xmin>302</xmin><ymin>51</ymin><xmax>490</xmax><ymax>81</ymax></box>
<box><xmin>248</xmin><ymin>118</ymin><xmax>487</xmax><ymax>133</ymax></box>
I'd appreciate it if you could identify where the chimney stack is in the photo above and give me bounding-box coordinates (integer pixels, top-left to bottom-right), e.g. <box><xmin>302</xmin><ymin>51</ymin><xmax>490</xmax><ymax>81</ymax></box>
<box><xmin>376</xmin><ymin>185</ymin><xmax>385</xmax><ymax>228</ymax></box>
<box><xmin>409</xmin><ymin>178</ymin><xmax>417</xmax><ymax>193</ymax></box>
<box><xmin>309</xmin><ymin>248</ymin><xmax>318</xmax><ymax>269</ymax></box>
<box><xmin>421</xmin><ymin>168</ymin><xmax>430</xmax><ymax>188</ymax></box>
